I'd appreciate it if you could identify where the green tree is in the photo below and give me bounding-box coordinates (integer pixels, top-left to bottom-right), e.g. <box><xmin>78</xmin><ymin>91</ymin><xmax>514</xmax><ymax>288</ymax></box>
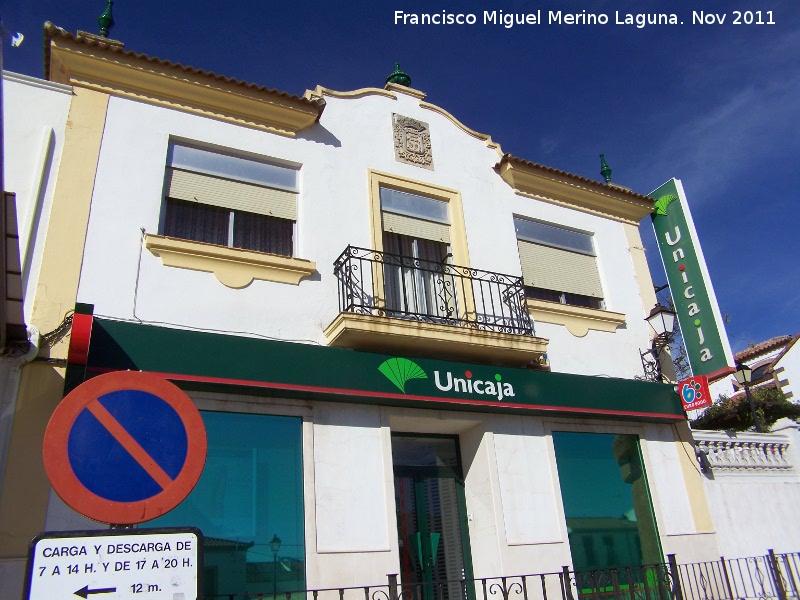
<box><xmin>691</xmin><ymin>387</ymin><xmax>800</xmax><ymax>432</ymax></box>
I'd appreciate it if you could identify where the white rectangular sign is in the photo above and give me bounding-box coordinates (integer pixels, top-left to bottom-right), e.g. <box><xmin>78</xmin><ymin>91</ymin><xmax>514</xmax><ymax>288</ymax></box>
<box><xmin>25</xmin><ymin>528</ymin><xmax>202</xmax><ymax>600</ymax></box>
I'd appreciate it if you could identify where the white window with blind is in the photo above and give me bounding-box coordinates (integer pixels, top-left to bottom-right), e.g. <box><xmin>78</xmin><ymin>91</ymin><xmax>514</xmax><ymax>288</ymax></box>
<box><xmin>514</xmin><ymin>217</ymin><xmax>604</xmax><ymax>310</ymax></box>
<box><xmin>162</xmin><ymin>143</ymin><xmax>298</xmax><ymax>257</ymax></box>
<box><xmin>379</xmin><ymin>187</ymin><xmax>455</xmax><ymax>318</ymax></box>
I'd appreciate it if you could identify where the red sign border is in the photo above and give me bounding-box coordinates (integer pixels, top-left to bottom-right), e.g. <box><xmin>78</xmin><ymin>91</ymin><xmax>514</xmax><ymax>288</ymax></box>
<box><xmin>43</xmin><ymin>371</ymin><xmax>207</xmax><ymax>525</ymax></box>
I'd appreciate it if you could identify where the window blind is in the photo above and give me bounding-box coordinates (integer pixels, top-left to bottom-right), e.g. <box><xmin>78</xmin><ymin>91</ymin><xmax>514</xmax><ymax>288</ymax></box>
<box><xmin>517</xmin><ymin>240</ymin><xmax>603</xmax><ymax>298</ymax></box>
<box><xmin>165</xmin><ymin>168</ymin><xmax>297</xmax><ymax>221</ymax></box>
<box><xmin>382</xmin><ymin>211</ymin><xmax>451</xmax><ymax>243</ymax></box>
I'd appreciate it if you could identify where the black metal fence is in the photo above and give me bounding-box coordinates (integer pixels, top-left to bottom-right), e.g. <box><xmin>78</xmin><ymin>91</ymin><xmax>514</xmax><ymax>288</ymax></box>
<box><xmin>204</xmin><ymin>551</ymin><xmax>800</xmax><ymax>600</ymax></box>
<box><xmin>333</xmin><ymin>246</ymin><xmax>535</xmax><ymax>336</ymax></box>
<box><xmin>677</xmin><ymin>551</ymin><xmax>800</xmax><ymax>600</ymax></box>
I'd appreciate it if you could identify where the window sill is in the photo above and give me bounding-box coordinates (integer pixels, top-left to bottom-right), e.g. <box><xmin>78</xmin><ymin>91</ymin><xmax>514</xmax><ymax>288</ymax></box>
<box><xmin>144</xmin><ymin>234</ymin><xmax>316</xmax><ymax>288</ymax></box>
<box><xmin>526</xmin><ymin>299</ymin><xmax>626</xmax><ymax>337</ymax></box>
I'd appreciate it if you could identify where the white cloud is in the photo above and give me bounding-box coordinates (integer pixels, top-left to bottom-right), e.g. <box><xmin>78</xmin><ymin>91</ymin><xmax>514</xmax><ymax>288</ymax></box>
<box><xmin>636</xmin><ymin>75</ymin><xmax>800</xmax><ymax>201</ymax></box>
<box><xmin>628</xmin><ymin>27</ymin><xmax>800</xmax><ymax>202</ymax></box>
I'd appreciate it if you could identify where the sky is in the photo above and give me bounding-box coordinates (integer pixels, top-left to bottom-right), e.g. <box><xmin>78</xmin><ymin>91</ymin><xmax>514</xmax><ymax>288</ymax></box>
<box><xmin>2</xmin><ymin>0</ymin><xmax>799</xmax><ymax>355</ymax></box>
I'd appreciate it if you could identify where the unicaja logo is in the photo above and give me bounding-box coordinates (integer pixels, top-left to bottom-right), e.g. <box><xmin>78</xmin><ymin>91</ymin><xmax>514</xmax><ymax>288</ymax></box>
<box><xmin>378</xmin><ymin>358</ymin><xmax>515</xmax><ymax>401</ymax></box>
<box><xmin>434</xmin><ymin>370</ymin><xmax>515</xmax><ymax>401</ymax></box>
<box><xmin>378</xmin><ymin>358</ymin><xmax>428</xmax><ymax>393</ymax></box>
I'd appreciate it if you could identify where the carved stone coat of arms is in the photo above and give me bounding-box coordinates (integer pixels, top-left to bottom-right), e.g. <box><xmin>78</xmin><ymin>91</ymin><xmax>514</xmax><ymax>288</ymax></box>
<box><xmin>393</xmin><ymin>114</ymin><xmax>433</xmax><ymax>169</ymax></box>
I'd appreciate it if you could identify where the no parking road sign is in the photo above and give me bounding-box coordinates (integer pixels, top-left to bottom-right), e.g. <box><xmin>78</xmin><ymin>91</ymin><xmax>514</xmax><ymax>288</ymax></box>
<box><xmin>43</xmin><ymin>371</ymin><xmax>207</xmax><ymax>525</ymax></box>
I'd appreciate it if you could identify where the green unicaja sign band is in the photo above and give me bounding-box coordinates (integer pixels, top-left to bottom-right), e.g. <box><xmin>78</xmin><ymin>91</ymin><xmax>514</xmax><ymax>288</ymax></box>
<box><xmin>650</xmin><ymin>179</ymin><xmax>731</xmax><ymax>376</ymax></box>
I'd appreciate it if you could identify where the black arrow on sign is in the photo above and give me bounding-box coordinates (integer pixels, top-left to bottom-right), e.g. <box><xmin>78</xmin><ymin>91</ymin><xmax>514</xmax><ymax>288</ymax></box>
<box><xmin>74</xmin><ymin>585</ymin><xmax>116</xmax><ymax>598</ymax></box>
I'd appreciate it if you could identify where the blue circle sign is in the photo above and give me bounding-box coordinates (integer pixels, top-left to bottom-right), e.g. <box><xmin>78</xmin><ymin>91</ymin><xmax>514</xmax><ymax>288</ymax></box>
<box><xmin>43</xmin><ymin>371</ymin><xmax>207</xmax><ymax>525</ymax></box>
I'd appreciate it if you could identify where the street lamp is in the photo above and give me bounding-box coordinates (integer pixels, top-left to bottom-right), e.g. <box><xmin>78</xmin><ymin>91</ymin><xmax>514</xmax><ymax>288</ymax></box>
<box><xmin>733</xmin><ymin>362</ymin><xmax>763</xmax><ymax>433</ymax></box>
<box><xmin>269</xmin><ymin>534</ymin><xmax>281</xmax><ymax>599</ymax></box>
<box><xmin>645</xmin><ymin>303</ymin><xmax>676</xmax><ymax>340</ymax></box>
<box><xmin>640</xmin><ymin>304</ymin><xmax>677</xmax><ymax>382</ymax></box>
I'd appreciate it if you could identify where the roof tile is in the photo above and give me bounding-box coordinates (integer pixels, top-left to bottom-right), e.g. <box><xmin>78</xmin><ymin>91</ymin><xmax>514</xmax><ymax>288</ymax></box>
<box><xmin>496</xmin><ymin>153</ymin><xmax>655</xmax><ymax>204</ymax></box>
<box><xmin>43</xmin><ymin>23</ymin><xmax>322</xmax><ymax>111</ymax></box>
<box><xmin>735</xmin><ymin>335</ymin><xmax>794</xmax><ymax>363</ymax></box>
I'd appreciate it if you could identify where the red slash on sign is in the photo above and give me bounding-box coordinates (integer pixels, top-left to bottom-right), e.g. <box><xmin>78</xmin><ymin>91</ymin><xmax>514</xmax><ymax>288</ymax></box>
<box><xmin>74</xmin><ymin>585</ymin><xmax>116</xmax><ymax>598</ymax></box>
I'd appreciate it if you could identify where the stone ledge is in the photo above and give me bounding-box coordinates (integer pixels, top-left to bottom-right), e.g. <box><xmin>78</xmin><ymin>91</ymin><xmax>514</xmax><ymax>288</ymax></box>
<box><xmin>324</xmin><ymin>312</ymin><xmax>548</xmax><ymax>368</ymax></box>
<box><xmin>145</xmin><ymin>234</ymin><xmax>316</xmax><ymax>288</ymax></box>
<box><xmin>526</xmin><ymin>299</ymin><xmax>626</xmax><ymax>337</ymax></box>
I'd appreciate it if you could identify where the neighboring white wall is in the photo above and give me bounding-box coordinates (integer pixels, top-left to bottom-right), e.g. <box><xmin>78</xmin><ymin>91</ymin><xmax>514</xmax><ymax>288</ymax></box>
<box><xmin>708</xmin><ymin>375</ymin><xmax>735</xmax><ymax>403</ymax></box>
<box><xmin>774</xmin><ymin>338</ymin><xmax>800</xmax><ymax>400</ymax></box>
<box><xmin>0</xmin><ymin>74</ymin><xmax>71</xmax><ymax>600</ymax></box>
<box><xmin>695</xmin><ymin>425</ymin><xmax>800</xmax><ymax>557</ymax></box>
<box><xmin>2</xmin><ymin>72</ymin><xmax>72</xmax><ymax>323</ymax></box>
<box><xmin>76</xmin><ymin>89</ymin><xmax>654</xmax><ymax>380</ymax></box>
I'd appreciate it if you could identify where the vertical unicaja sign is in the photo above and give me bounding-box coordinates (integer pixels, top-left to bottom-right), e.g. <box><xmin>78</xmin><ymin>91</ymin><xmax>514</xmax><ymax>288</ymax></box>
<box><xmin>649</xmin><ymin>178</ymin><xmax>734</xmax><ymax>376</ymax></box>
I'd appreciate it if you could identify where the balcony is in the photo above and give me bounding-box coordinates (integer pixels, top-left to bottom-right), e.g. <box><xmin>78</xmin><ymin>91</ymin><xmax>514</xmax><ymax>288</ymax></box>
<box><xmin>324</xmin><ymin>246</ymin><xmax>548</xmax><ymax>367</ymax></box>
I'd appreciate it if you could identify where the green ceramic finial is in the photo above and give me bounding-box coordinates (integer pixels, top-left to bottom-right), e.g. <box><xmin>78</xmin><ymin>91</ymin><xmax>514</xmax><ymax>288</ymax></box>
<box><xmin>386</xmin><ymin>62</ymin><xmax>411</xmax><ymax>87</ymax></box>
<box><xmin>98</xmin><ymin>0</ymin><xmax>115</xmax><ymax>38</ymax></box>
<box><xmin>600</xmin><ymin>153</ymin><xmax>612</xmax><ymax>183</ymax></box>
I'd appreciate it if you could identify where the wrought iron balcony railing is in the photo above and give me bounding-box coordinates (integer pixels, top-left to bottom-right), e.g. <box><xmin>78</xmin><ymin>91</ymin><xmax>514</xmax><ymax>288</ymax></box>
<box><xmin>203</xmin><ymin>550</ymin><xmax>800</xmax><ymax>600</ymax></box>
<box><xmin>333</xmin><ymin>246</ymin><xmax>535</xmax><ymax>336</ymax></box>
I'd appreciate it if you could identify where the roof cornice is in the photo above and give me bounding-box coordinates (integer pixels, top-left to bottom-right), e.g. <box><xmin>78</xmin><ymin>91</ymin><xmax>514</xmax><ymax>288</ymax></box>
<box><xmin>304</xmin><ymin>85</ymin><xmax>397</xmax><ymax>101</ymax></box>
<box><xmin>420</xmin><ymin>102</ymin><xmax>503</xmax><ymax>156</ymax></box>
<box><xmin>303</xmin><ymin>85</ymin><xmax>504</xmax><ymax>156</ymax></box>
<box><xmin>496</xmin><ymin>154</ymin><xmax>655</xmax><ymax>224</ymax></box>
<box><xmin>44</xmin><ymin>23</ymin><xmax>323</xmax><ymax>137</ymax></box>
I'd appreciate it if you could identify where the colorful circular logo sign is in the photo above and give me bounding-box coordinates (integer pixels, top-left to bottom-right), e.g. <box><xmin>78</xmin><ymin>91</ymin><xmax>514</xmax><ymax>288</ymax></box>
<box><xmin>677</xmin><ymin>375</ymin><xmax>713</xmax><ymax>411</ymax></box>
<box><xmin>43</xmin><ymin>371</ymin><xmax>207</xmax><ymax>525</ymax></box>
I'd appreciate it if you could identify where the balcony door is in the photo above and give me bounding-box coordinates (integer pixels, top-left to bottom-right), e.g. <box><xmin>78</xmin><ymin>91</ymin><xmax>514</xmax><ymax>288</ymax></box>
<box><xmin>392</xmin><ymin>435</ymin><xmax>474</xmax><ymax>600</ymax></box>
<box><xmin>383</xmin><ymin>232</ymin><xmax>455</xmax><ymax>321</ymax></box>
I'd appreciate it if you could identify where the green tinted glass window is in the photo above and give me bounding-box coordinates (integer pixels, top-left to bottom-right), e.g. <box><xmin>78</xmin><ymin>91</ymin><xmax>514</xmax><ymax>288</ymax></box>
<box><xmin>552</xmin><ymin>432</ymin><xmax>662</xmax><ymax>571</ymax></box>
<box><xmin>150</xmin><ymin>411</ymin><xmax>304</xmax><ymax>597</ymax></box>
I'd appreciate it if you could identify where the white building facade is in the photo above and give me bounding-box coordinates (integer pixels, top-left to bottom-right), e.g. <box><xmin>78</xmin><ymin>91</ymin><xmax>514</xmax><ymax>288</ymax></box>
<box><xmin>0</xmin><ymin>25</ymin><xmax>761</xmax><ymax>600</ymax></box>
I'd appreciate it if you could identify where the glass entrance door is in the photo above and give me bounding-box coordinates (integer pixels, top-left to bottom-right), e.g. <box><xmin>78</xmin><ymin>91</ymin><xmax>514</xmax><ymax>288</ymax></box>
<box><xmin>392</xmin><ymin>435</ymin><xmax>474</xmax><ymax>600</ymax></box>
